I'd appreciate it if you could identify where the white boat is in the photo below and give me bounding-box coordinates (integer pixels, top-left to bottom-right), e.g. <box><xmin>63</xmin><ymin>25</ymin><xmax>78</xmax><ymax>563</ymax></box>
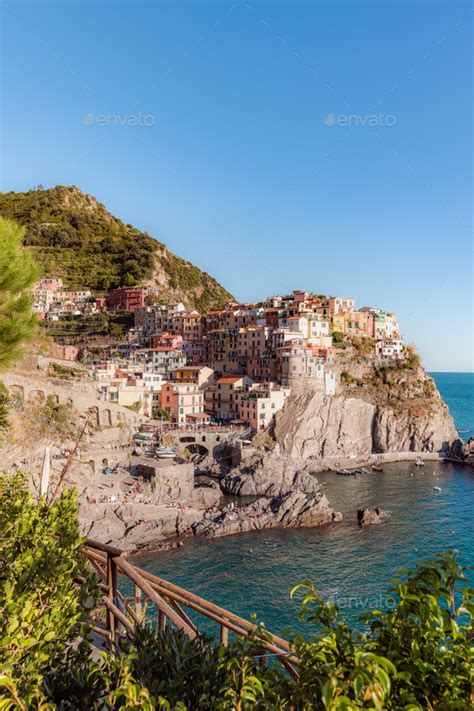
<box><xmin>336</xmin><ymin>469</ymin><xmax>356</xmax><ymax>477</ymax></box>
<box><xmin>155</xmin><ymin>446</ymin><xmax>176</xmax><ymax>459</ymax></box>
<box><xmin>415</xmin><ymin>458</ymin><xmax>425</xmax><ymax>467</ymax></box>
<box><xmin>433</xmin><ymin>486</ymin><xmax>441</xmax><ymax>492</ymax></box>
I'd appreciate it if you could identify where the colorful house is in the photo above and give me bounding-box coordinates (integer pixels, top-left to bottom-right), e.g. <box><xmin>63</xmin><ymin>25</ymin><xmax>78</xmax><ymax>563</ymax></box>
<box><xmin>235</xmin><ymin>382</ymin><xmax>291</xmax><ymax>431</ymax></box>
<box><xmin>160</xmin><ymin>381</ymin><xmax>205</xmax><ymax>424</ymax></box>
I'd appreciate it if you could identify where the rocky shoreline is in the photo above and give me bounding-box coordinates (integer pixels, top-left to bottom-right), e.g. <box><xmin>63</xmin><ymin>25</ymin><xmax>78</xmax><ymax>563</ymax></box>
<box><xmin>77</xmin><ymin>442</ymin><xmax>472</xmax><ymax>554</ymax></box>
<box><xmin>77</xmin><ymin>454</ymin><xmax>343</xmax><ymax>551</ymax></box>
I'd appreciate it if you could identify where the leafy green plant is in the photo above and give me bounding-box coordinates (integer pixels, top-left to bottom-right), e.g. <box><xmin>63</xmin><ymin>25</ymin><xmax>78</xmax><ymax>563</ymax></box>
<box><xmin>289</xmin><ymin>552</ymin><xmax>474</xmax><ymax>709</ymax></box>
<box><xmin>125</xmin><ymin>401</ymin><xmax>142</xmax><ymax>413</ymax></box>
<box><xmin>0</xmin><ymin>217</ymin><xmax>39</xmax><ymax>369</ymax></box>
<box><xmin>0</xmin><ymin>471</ymin><xmax>98</xmax><ymax>701</ymax></box>
<box><xmin>340</xmin><ymin>371</ymin><xmax>355</xmax><ymax>385</ymax></box>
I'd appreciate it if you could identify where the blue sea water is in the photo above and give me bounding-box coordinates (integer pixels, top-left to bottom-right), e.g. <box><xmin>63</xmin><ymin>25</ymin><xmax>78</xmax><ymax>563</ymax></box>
<box><xmin>133</xmin><ymin>373</ymin><xmax>473</xmax><ymax>635</ymax></box>
<box><xmin>430</xmin><ymin>372</ymin><xmax>474</xmax><ymax>439</ymax></box>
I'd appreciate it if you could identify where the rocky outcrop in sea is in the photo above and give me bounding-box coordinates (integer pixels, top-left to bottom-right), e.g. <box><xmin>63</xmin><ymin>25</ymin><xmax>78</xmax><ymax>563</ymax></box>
<box><xmin>191</xmin><ymin>490</ymin><xmax>342</xmax><ymax>538</ymax></box>
<box><xmin>448</xmin><ymin>437</ymin><xmax>474</xmax><ymax>466</ymax></box>
<box><xmin>189</xmin><ymin>454</ymin><xmax>342</xmax><ymax>538</ymax></box>
<box><xmin>357</xmin><ymin>507</ymin><xmax>390</xmax><ymax>525</ymax></box>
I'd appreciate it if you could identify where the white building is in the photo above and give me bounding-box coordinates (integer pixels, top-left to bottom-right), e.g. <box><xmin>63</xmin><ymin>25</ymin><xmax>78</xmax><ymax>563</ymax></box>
<box><xmin>376</xmin><ymin>339</ymin><xmax>405</xmax><ymax>360</ymax></box>
<box><xmin>150</xmin><ymin>347</ymin><xmax>186</xmax><ymax>376</ymax></box>
<box><xmin>307</xmin><ymin>315</ymin><xmax>330</xmax><ymax>339</ymax></box>
<box><xmin>280</xmin><ymin>344</ymin><xmax>326</xmax><ymax>387</ymax></box>
<box><xmin>329</xmin><ymin>296</ymin><xmax>356</xmax><ymax>315</ymax></box>
<box><xmin>236</xmin><ymin>382</ymin><xmax>291</xmax><ymax>431</ymax></box>
<box><xmin>324</xmin><ymin>372</ymin><xmax>336</xmax><ymax>396</ymax></box>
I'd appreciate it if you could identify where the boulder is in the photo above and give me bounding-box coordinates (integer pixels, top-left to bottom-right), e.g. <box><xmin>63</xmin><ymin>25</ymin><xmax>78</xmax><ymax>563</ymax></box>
<box><xmin>191</xmin><ymin>483</ymin><xmax>221</xmax><ymax>509</ymax></box>
<box><xmin>357</xmin><ymin>507</ymin><xmax>390</xmax><ymax>526</ymax></box>
<box><xmin>448</xmin><ymin>437</ymin><xmax>474</xmax><ymax>466</ymax></box>
<box><xmin>221</xmin><ymin>453</ymin><xmax>321</xmax><ymax>497</ymax></box>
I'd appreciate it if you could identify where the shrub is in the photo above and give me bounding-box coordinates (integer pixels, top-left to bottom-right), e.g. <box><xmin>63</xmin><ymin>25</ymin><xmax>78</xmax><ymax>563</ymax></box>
<box><xmin>289</xmin><ymin>552</ymin><xmax>473</xmax><ymax>709</ymax></box>
<box><xmin>351</xmin><ymin>337</ymin><xmax>376</xmax><ymax>358</ymax></box>
<box><xmin>37</xmin><ymin>395</ymin><xmax>76</xmax><ymax>437</ymax></box>
<box><xmin>0</xmin><ymin>381</ymin><xmax>9</xmax><ymax>432</ymax></box>
<box><xmin>125</xmin><ymin>401</ymin><xmax>142</xmax><ymax>413</ymax></box>
<box><xmin>340</xmin><ymin>371</ymin><xmax>355</xmax><ymax>385</ymax></box>
<box><xmin>0</xmin><ymin>471</ymin><xmax>98</xmax><ymax>700</ymax></box>
<box><xmin>152</xmin><ymin>406</ymin><xmax>171</xmax><ymax>421</ymax></box>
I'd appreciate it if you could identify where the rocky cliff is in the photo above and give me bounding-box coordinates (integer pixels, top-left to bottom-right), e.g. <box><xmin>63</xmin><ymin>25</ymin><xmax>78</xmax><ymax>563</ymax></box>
<box><xmin>272</xmin><ymin>365</ymin><xmax>457</xmax><ymax>460</ymax></box>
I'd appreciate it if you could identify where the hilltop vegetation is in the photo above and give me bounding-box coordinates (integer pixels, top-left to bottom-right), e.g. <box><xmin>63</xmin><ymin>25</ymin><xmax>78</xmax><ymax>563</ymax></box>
<box><xmin>0</xmin><ymin>186</ymin><xmax>233</xmax><ymax>311</ymax></box>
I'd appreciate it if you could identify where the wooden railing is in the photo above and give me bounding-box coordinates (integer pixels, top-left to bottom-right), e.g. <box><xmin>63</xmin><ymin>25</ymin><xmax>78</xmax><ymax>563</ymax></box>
<box><xmin>83</xmin><ymin>539</ymin><xmax>299</xmax><ymax>677</ymax></box>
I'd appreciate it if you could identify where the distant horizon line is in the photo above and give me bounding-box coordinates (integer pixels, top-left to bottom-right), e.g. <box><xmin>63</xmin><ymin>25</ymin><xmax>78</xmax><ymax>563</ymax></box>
<box><xmin>428</xmin><ymin>371</ymin><xmax>474</xmax><ymax>375</ymax></box>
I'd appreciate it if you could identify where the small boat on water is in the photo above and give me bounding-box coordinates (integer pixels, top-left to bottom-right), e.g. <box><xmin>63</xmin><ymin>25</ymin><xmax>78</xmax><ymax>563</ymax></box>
<box><xmin>433</xmin><ymin>486</ymin><xmax>441</xmax><ymax>492</ymax></box>
<box><xmin>155</xmin><ymin>446</ymin><xmax>176</xmax><ymax>459</ymax></box>
<box><xmin>336</xmin><ymin>469</ymin><xmax>357</xmax><ymax>477</ymax></box>
<box><xmin>372</xmin><ymin>465</ymin><xmax>384</xmax><ymax>472</ymax></box>
<box><xmin>415</xmin><ymin>458</ymin><xmax>425</xmax><ymax>467</ymax></box>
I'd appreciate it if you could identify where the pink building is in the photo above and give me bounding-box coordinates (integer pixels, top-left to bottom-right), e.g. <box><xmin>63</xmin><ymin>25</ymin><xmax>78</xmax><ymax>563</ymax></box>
<box><xmin>63</xmin><ymin>345</ymin><xmax>80</xmax><ymax>361</ymax></box>
<box><xmin>245</xmin><ymin>355</ymin><xmax>277</xmax><ymax>381</ymax></box>
<box><xmin>237</xmin><ymin>326</ymin><xmax>270</xmax><ymax>359</ymax></box>
<box><xmin>36</xmin><ymin>277</ymin><xmax>63</xmax><ymax>291</ymax></box>
<box><xmin>151</xmin><ymin>332</ymin><xmax>183</xmax><ymax>349</ymax></box>
<box><xmin>160</xmin><ymin>381</ymin><xmax>205</xmax><ymax>424</ymax></box>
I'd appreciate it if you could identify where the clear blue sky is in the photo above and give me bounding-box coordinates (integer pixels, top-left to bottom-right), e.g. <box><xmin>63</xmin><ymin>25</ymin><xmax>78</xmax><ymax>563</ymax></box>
<box><xmin>1</xmin><ymin>0</ymin><xmax>472</xmax><ymax>371</ymax></box>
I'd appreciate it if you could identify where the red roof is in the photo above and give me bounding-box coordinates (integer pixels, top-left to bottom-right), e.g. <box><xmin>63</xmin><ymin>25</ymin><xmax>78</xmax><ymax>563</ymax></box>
<box><xmin>217</xmin><ymin>376</ymin><xmax>244</xmax><ymax>384</ymax></box>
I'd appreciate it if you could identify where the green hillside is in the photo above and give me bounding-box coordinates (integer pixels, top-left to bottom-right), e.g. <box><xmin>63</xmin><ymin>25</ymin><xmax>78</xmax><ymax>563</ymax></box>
<box><xmin>0</xmin><ymin>186</ymin><xmax>233</xmax><ymax>312</ymax></box>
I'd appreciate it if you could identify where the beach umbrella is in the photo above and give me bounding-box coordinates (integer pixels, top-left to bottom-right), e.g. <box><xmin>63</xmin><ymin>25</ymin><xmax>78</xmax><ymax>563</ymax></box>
<box><xmin>40</xmin><ymin>446</ymin><xmax>50</xmax><ymax>498</ymax></box>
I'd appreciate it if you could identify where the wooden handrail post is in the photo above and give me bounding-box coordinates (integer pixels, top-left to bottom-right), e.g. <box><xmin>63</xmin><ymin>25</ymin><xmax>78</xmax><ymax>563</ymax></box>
<box><xmin>158</xmin><ymin>610</ymin><xmax>167</xmax><ymax>631</ymax></box>
<box><xmin>134</xmin><ymin>584</ymin><xmax>143</xmax><ymax>619</ymax></box>
<box><xmin>106</xmin><ymin>551</ymin><xmax>118</xmax><ymax>644</ymax></box>
<box><xmin>220</xmin><ymin>624</ymin><xmax>229</xmax><ymax>647</ymax></box>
